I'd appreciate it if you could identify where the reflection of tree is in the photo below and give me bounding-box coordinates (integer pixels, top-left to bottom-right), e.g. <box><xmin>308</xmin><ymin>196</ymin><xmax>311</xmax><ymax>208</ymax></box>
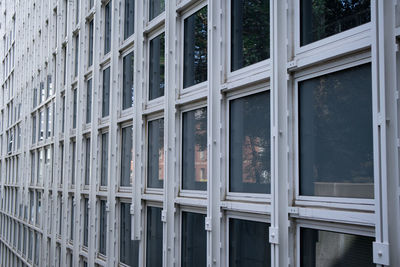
<box><xmin>194</xmin><ymin>7</ymin><xmax>208</xmax><ymax>84</ymax></box>
<box><xmin>301</xmin><ymin>0</ymin><xmax>370</xmax><ymax>45</ymax></box>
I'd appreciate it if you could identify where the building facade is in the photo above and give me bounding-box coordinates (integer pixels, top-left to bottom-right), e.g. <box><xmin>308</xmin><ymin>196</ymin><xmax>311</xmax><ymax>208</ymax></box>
<box><xmin>0</xmin><ymin>0</ymin><xmax>399</xmax><ymax>266</ymax></box>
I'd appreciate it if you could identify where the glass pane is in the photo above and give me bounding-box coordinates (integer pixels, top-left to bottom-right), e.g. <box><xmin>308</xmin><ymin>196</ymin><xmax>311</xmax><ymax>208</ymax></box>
<box><xmin>124</xmin><ymin>0</ymin><xmax>135</xmax><ymax>39</ymax></box>
<box><xmin>121</xmin><ymin>126</ymin><xmax>133</xmax><ymax>186</ymax></box>
<box><xmin>148</xmin><ymin>118</ymin><xmax>164</xmax><ymax>189</ymax></box>
<box><xmin>75</xmin><ymin>35</ymin><xmax>79</xmax><ymax>77</ymax></box>
<box><xmin>99</xmin><ymin>200</ymin><xmax>107</xmax><ymax>255</ymax></box>
<box><xmin>181</xmin><ymin>212</ymin><xmax>206</xmax><ymax>267</ymax></box>
<box><xmin>149</xmin><ymin>0</ymin><xmax>165</xmax><ymax>21</ymax></box>
<box><xmin>183</xmin><ymin>6</ymin><xmax>208</xmax><ymax>89</ymax></box>
<box><xmin>149</xmin><ymin>33</ymin><xmax>165</xmax><ymax>100</ymax></box>
<box><xmin>229</xmin><ymin>218</ymin><xmax>270</xmax><ymax>267</ymax></box>
<box><xmin>300</xmin><ymin>0</ymin><xmax>371</xmax><ymax>46</ymax></box>
<box><xmin>231</xmin><ymin>0</ymin><xmax>270</xmax><ymax>72</ymax></box>
<box><xmin>300</xmin><ymin>228</ymin><xmax>374</xmax><ymax>267</ymax></box>
<box><xmin>299</xmin><ymin>64</ymin><xmax>373</xmax><ymax>198</ymax></box>
<box><xmin>229</xmin><ymin>92</ymin><xmax>271</xmax><ymax>194</ymax></box>
<box><xmin>83</xmin><ymin>198</ymin><xmax>88</xmax><ymax>247</ymax></box>
<box><xmin>86</xmin><ymin>79</ymin><xmax>92</xmax><ymax>123</ymax></box>
<box><xmin>102</xmin><ymin>67</ymin><xmax>110</xmax><ymax>117</ymax></box>
<box><xmin>182</xmin><ymin>107</ymin><xmax>207</xmax><ymax>191</ymax></box>
<box><xmin>85</xmin><ymin>138</ymin><xmax>90</xmax><ymax>185</ymax></box>
<box><xmin>120</xmin><ymin>203</ymin><xmax>139</xmax><ymax>266</ymax></box>
<box><xmin>146</xmin><ymin>206</ymin><xmax>163</xmax><ymax>267</ymax></box>
<box><xmin>88</xmin><ymin>20</ymin><xmax>94</xmax><ymax>67</ymax></box>
<box><xmin>104</xmin><ymin>1</ymin><xmax>111</xmax><ymax>54</ymax></box>
<box><xmin>101</xmin><ymin>133</ymin><xmax>109</xmax><ymax>186</ymax></box>
<box><xmin>73</xmin><ymin>89</ymin><xmax>77</xmax><ymax>129</ymax></box>
<box><xmin>123</xmin><ymin>52</ymin><xmax>134</xmax><ymax>110</ymax></box>
<box><xmin>71</xmin><ymin>142</ymin><xmax>76</xmax><ymax>185</ymax></box>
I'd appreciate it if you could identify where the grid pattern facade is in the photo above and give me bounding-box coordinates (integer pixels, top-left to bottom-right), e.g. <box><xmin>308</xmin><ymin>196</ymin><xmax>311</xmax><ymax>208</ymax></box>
<box><xmin>0</xmin><ymin>0</ymin><xmax>399</xmax><ymax>267</ymax></box>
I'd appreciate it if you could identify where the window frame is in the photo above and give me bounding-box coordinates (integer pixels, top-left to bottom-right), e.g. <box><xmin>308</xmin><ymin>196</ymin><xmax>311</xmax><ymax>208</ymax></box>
<box><xmin>144</xmin><ymin>203</ymin><xmax>163</xmax><ymax>267</ymax></box>
<box><xmin>100</xmin><ymin>129</ymin><xmax>109</xmax><ymax>189</ymax></box>
<box><xmin>293</xmin><ymin>54</ymin><xmax>375</xmax><ymax>209</ymax></box>
<box><xmin>178</xmin><ymin>102</ymin><xmax>208</xmax><ymax>197</ymax></box>
<box><xmin>225</xmin><ymin>83</ymin><xmax>271</xmax><ymax>202</ymax></box>
<box><xmin>121</xmin><ymin>48</ymin><xmax>135</xmax><ymax>111</ymax></box>
<box><xmin>179</xmin><ymin>1</ymin><xmax>208</xmax><ymax>95</ymax></box>
<box><xmin>101</xmin><ymin>65</ymin><xmax>111</xmax><ymax>118</ymax></box>
<box><xmin>119</xmin><ymin>122</ymin><xmax>133</xmax><ymax>190</ymax></box>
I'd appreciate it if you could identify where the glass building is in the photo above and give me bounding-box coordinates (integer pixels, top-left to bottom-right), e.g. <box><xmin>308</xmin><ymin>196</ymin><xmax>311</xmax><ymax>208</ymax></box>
<box><xmin>0</xmin><ymin>0</ymin><xmax>399</xmax><ymax>266</ymax></box>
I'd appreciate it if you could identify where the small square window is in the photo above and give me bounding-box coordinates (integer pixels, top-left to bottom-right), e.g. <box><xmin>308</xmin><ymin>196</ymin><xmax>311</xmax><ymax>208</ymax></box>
<box><xmin>231</xmin><ymin>0</ymin><xmax>270</xmax><ymax>72</ymax></box>
<box><xmin>300</xmin><ymin>0</ymin><xmax>371</xmax><ymax>46</ymax></box>
<box><xmin>182</xmin><ymin>107</ymin><xmax>207</xmax><ymax>191</ymax></box>
<box><xmin>146</xmin><ymin>206</ymin><xmax>163</xmax><ymax>267</ymax></box>
<box><xmin>181</xmin><ymin>212</ymin><xmax>206</xmax><ymax>267</ymax></box>
<box><xmin>229</xmin><ymin>218</ymin><xmax>271</xmax><ymax>266</ymax></box>
<box><xmin>183</xmin><ymin>6</ymin><xmax>208</xmax><ymax>89</ymax></box>
<box><xmin>149</xmin><ymin>33</ymin><xmax>165</xmax><ymax>100</ymax></box>
<box><xmin>229</xmin><ymin>91</ymin><xmax>270</xmax><ymax>194</ymax></box>
<box><xmin>299</xmin><ymin>64</ymin><xmax>373</xmax><ymax>198</ymax></box>
<box><xmin>149</xmin><ymin>0</ymin><xmax>165</xmax><ymax>21</ymax></box>
<box><xmin>300</xmin><ymin>227</ymin><xmax>374</xmax><ymax>266</ymax></box>
<box><xmin>148</xmin><ymin>118</ymin><xmax>164</xmax><ymax>189</ymax></box>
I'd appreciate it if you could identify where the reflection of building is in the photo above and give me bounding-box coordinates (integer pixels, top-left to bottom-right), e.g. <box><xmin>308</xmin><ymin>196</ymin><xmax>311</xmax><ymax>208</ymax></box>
<box><xmin>195</xmin><ymin>145</ymin><xmax>207</xmax><ymax>182</ymax></box>
<box><xmin>158</xmin><ymin>147</ymin><xmax>165</xmax><ymax>181</ymax></box>
<box><xmin>241</xmin><ymin>135</ymin><xmax>269</xmax><ymax>184</ymax></box>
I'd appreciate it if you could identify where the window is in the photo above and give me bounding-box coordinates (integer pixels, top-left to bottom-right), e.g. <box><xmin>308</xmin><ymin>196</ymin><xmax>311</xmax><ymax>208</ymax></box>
<box><xmin>99</xmin><ymin>200</ymin><xmax>107</xmax><ymax>255</ymax></box>
<box><xmin>73</xmin><ymin>88</ymin><xmax>77</xmax><ymax>128</ymax></box>
<box><xmin>148</xmin><ymin>118</ymin><xmax>164</xmax><ymax>189</ymax></box>
<box><xmin>181</xmin><ymin>212</ymin><xmax>206</xmax><ymax>267</ymax></box>
<box><xmin>101</xmin><ymin>132</ymin><xmax>109</xmax><ymax>186</ymax></box>
<box><xmin>120</xmin><ymin>203</ymin><xmax>139</xmax><ymax>266</ymax></box>
<box><xmin>31</xmin><ymin>153</ymin><xmax>35</xmax><ymax>184</ymax></box>
<box><xmin>123</xmin><ymin>52</ymin><xmax>134</xmax><ymax>110</ymax></box>
<box><xmin>300</xmin><ymin>228</ymin><xmax>374</xmax><ymax>267</ymax></box>
<box><xmin>85</xmin><ymin>137</ymin><xmax>90</xmax><ymax>185</ymax></box>
<box><xmin>231</xmin><ymin>0</ymin><xmax>270</xmax><ymax>72</ymax></box>
<box><xmin>121</xmin><ymin>126</ymin><xmax>133</xmax><ymax>186</ymax></box>
<box><xmin>35</xmin><ymin>192</ymin><xmax>41</xmax><ymax>226</ymax></box>
<box><xmin>32</xmin><ymin>115</ymin><xmax>36</xmax><ymax>144</ymax></box>
<box><xmin>34</xmin><ymin>233</ymin><xmax>40</xmax><ymax>266</ymax></box>
<box><xmin>39</xmin><ymin>110</ymin><xmax>44</xmax><ymax>141</ymax></box>
<box><xmin>146</xmin><ymin>206</ymin><xmax>162</xmax><ymax>267</ymax></box>
<box><xmin>83</xmin><ymin>198</ymin><xmax>89</xmax><ymax>247</ymax></box>
<box><xmin>86</xmin><ymin>79</ymin><xmax>92</xmax><ymax>123</ymax></box>
<box><xmin>183</xmin><ymin>6</ymin><xmax>207</xmax><ymax>89</ymax></box>
<box><xmin>33</xmin><ymin>88</ymin><xmax>38</xmax><ymax>108</ymax></box>
<box><xmin>89</xmin><ymin>0</ymin><xmax>94</xmax><ymax>9</ymax></box>
<box><xmin>229</xmin><ymin>91</ymin><xmax>271</xmax><ymax>194</ymax></box>
<box><xmin>149</xmin><ymin>0</ymin><xmax>165</xmax><ymax>21</ymax></box>
<box><xmin>102</xmin><ymin>67</ymin><xmax>110</xmax><ymax>117</ymax></box>
<box><xmin>149</xmin><ymin>33</ymin><xmax>165</xmax><ymax>100</ymax></box>
<box><xmin>28</xmin><ymin>230</ymin><xmax>33</xmax><ymax>261</ymax></box>
<box><xmin>46</xmin><ymin>105</ymin><xmax>52</xmax><ymax>138</ymax></box>
<box><xmin>62</xmin><ymin>95</ymin><xmax>65</xmax><ymax>133</ymax></box>
<box><xmin>76</xmin><ymin>0</ymin><xmax>80</xmax><ymax>24</ymax></box>
<box><xmin>47</xmin><ymin>74</ymin><xmax>53</xmax><ymax>97</ymax></box>
<box><xmin>40</xmin><ymin>82</ymin><xmax>45</xmax><ymax>103</ymax></box>
<box><xmin>299</xmin><ymin>64</ymin><xmax>373</xmax><ymax>198</ymax></box>
<box><xmin>70</xmin><ymin>197</ymin><xmax>74</xmax><ymax>240</ymax></box>
<box><xmin>182</xmin><ymin>108</ymin><xmax>207</xmax><ymax>190</ymax></box>
<box><xmin>229</xmin><ymin>218</ymin><xmax>270</xmax><ymax>266</ymax></box>
<box><xmin>104</xmin><ymin>1</ymin><xmax>111</xmax><ymax>54</ymax></box>
<box><xmin>124</xmin><ymin>0</ymin><xmax>135</xmax><ymax>39</ymax></box>
<box><xmin>88</xmin><ymin>20</ymin><xmax>94</xmax><ymax>67</ymax></box>
<box><xmin>75</xmin><ymin>34</ymin><xmax>79</xmax><ymax>77</ymax></box>
<box><xmin>300</xmin><ymin>0</ymin><xmax>371</xmax><ymax>46</ymax></box>
<box><xmin>71</xmin><ymin>141</ymin><xmax>76</xmax><ymax>185</ymax></box>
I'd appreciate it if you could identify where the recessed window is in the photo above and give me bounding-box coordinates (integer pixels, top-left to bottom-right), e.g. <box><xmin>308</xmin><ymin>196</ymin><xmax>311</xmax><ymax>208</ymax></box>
<box><xmin>86</xmin><ymin>79</ymin><xmax>92</xmax><ymax>123</ymax></box>
<box><xmin>32</xmin><ymin>115</ymin><xmax>36</xmax><ymax>144</ymax></box>
<box><xmin>120</xmin><ymin>203</ymin><xmax>139</xmax><ymax>266</ymax></box>
<box><xmin>74</xmin><ymin>34</ymin><xmax>79</xmax><ymax>77</ymax></box>
<box><xmin>300</xmin><ymin>228</ymin><xmax>374</xmax><ymax>267</ymax></box>
<box><xmin>123</xmin><ymin>52</ymin><xmax>134</xmax><ymax>110</ymax></box>
<box><xmin>183</xmin><ymin>6</ymin><xmax>208</xmax><ymax>89</ymax></box>
<box><xmin>102</xmin><ymin>67</ymin><xmax>110</xmax><ymax>117</ymax></box>
<box><xmin>149</xmin><ymin>33</ymin><xmax>165</xmax><ymax>100</ymax></box>
<box><xmin>229</xmin><ymin>91</ymin><xmax>270</xmax><ymax>194</ymax></box>
<box><xmin>181</xmin><ymin>212</ymin><xmax>206</xmax><ymax>267</ymax></box>
<box><xmin>124</xmin><ymin>0</ymin><xmax>135</xmax><ymax>39</ymax></box>
<box><xmin>229</xmin><ymin>218</ymin><xmax>271</xmax><ymax>267</ymax></box>
<box><xmin>146</xmin><ymin>206</ymin><xmax>163</xmax><ymax>267</ymax></box>
<box><xmin>33</xmin><ymin>87</ymin><xmax>38</xmax><ymax>108</ymax></box>
<box><xmin>101</xmin><ymin>132</ymin><xmax>109</xmax><ymax>186</ymax></box>
<box><xmin>299</xmin><ymin>64</ymin><xmax>373</xmax><ymax>198</ymax></box>
<box><xmin>83</xmin><ymin>198</ymin><xmax>89</xmax><ymax>247</ymax></box>
<box><xmin>148</xmin><ymin>118</ymin><xmax>164</xmax><ymax>189</ymax></box>
<box><xmin>71</xmin><ymin>141</ymin><xmax>76</xmax><ymax>185</ymax></box>
<box><xmin>88</xmin><ymin>20</ymin><xmax>94</xmax><ymax>67</ymax></box>
<box><xmin>149</xmin><ymin>0</ymin><xmax>165</xmax><ymax>21</ymax></box>
<box><xmin>84</xmin><ymin>137</ymin><xmax>90</xmax><ymax>185</ymax></box>
<box><xmin>104</xmin><ymin>1</ymin><xmax>112</xmax><ymax>54</ymax></box>
<box><xmin>231</xmin><ymin>0</ymin><xmax>270</xmax><ymax>72</ymax></box>
<box><xmin>182</xmin><ymin>107</ymin><xmax>207</xmax><ymax>191</ymax></box>
<box><xmin>99</xmin><ymin>200</ymin><xmax>107</xmax><ymax>255</ymax></box>
<box><xmin>70</xmin><ymin>197</ymin><xmax>74</xmax><ymax>240</ymax></box>
<box><xmin>72</xmin><ymin>88</ymin><xmax>77</xmax><ymax>129</ymax></box>
<box><xmin>121</xmin><ymin>126</ymin><xmax>133</xmax><ymax>187</ymax></box>
<box><xmin>300</xmin><ymin>0</ymin><xmax>371</xmax><ymax>46</ymax></box>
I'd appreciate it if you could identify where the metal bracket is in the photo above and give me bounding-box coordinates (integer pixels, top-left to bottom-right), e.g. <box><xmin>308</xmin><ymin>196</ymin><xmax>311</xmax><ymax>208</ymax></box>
<box><xmin>288</xmin><ymin>206</ymin><xmax>299</xmax><ymax>215</ymax></box>
<box><xmin>130</xmin><ymin>203</ymin><xmax>134</xmax><ymax>215</ymax></box>
<box><xmin>161</xmin><ymin>210</ymin><xmax>167</xmax><ymax>223</ymax></box>
<box><xmin>286</xmin><ymin>60</ymin><xmax>297</xmax><ymax>71</ymax></box>
<box><xmin>205</xmin><ymin>217</ymin><xmax>212</xmax><ymax>232</ymax></box>
<box><xmin>269</xmin><ymin>226</ymin><xmax>279</xmax><ymax>244</ymax></box>
<box><xmin>373</xmin><ymin>242</ymin><xmax>389</xmax><ymax>265</ymax></box>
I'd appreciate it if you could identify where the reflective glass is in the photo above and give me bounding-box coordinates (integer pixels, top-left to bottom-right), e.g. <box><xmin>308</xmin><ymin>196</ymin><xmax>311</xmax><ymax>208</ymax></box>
<box><xmin>181</xmin><ymin>212</ymin><xmax>206</xmax><ymax>267</ymax></box>
<box><xmin>149</xmin><ymin>33</ymin><xmax>165</xmax><ymax>100</ymax></box>
<box><xmin>146</xmin><ymin>206</ymin><xmax>162</xmax><ymax>267</ymax></box>
<box><xmin>148</xmin><ymin>118</ymin><xmax>164</xmax><ymax>189</ymax></box>
<box><xmin>149</xmin><ymin>0</ymin><xmax>165</xmax><ymax>21</ymax></box>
